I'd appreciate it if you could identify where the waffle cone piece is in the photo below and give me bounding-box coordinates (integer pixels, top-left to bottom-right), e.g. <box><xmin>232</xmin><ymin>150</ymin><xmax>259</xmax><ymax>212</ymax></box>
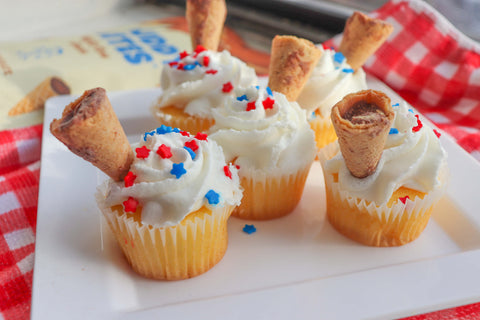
<box><xmin>339</xmin><ymin>11</ymin><xmax>393</xmax><ymax>71</ymax></box>
<box><xmin>9</xmin><ymin>76</ymin><xmax>70</xmax><ymax>116</ymax></box>
<box><xmin>331</xmin><ymin>90</ymin><xmax>394</xmax><ymax>178</ymax></box>
<box><xmin>186</xmin><ymin>0</ymin><xmax>227</xmax><ymax>51</ymax></box>
<box><xmin>268</xmin><ymin>35</ymin><xmax>322</xmax><ymax>101</ymax></box>
<box><xmin>50</xmin><ymin>87</ymin><xmax>133</xmax><ymax>181</ymax></box>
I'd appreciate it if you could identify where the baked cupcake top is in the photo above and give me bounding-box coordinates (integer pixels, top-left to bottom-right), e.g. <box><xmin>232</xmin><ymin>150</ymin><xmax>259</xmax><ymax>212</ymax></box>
<box><xmin>104</xmin><ymin>125</ymin><xmax>243</xmax><ymax>226</ymax></box>
<box><xmin>208</xmin><ymin>86</ymin><xmax>316</xmax><ymax>175</ymax></box>
<box><xmin>156</xmin><ymin>45</ymin><xmax>258</xmax><ymax>118</ymax></box>
<box><xmin>324</xmin><ymin>101</ymin><xmax>447</xmax><ymax>204</ymax></box>
<box><xmin>296</xmin><ymin>47</ymin><xmax>367</xmax><ymax>117</ymax></box>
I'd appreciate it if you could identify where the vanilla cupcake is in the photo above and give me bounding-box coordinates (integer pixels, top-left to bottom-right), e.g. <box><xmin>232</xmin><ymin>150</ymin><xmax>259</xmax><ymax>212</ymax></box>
<box><xmin>319</xmin><ymin>90</ymin><xmax>448</xmax><ymax>247</ymax></box>
<box><xmin>151</xmin><ymin>0</ymin><xmax>258</xmax><ymax>134</ymax></box>
<box><xmin>51</xmin><ymin>88</ymin><xmax>242</xmax><ymax>280</ymax></box>
<box><xmin>209</xmin><ymin>85</ymin><xmax>316</xmax><ymax>220</ymax></box>
<box><xmin>297</xmin><ymin>12</ymin><xmax>393</xmax><ymax>149</ymax></box>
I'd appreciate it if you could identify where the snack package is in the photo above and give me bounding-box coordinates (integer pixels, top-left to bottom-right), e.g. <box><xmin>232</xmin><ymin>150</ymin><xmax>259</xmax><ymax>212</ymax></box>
<box><xmin>0</xmin><ymin>17</ymin><xmax>269</xmax><ymax>130</ymax></box>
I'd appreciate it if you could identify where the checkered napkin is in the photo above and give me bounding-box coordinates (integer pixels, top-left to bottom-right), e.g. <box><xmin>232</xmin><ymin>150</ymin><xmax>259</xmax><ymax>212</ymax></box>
<box><xmin>1</xmin><ymin>0</ymin><xmax>480</xmax><ymax>319</ymax></box>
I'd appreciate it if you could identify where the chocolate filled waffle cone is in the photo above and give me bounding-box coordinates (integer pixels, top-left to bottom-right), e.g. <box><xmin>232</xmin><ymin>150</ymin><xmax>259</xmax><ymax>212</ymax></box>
<box><xmin>186</xmin><ymin>0</ymin><xmax>227</xmax><ymax>51</ymax></box>
<box><xmin>331</xmin><ymin>90</ymin><xmax>394</xmax><ymax>178</ymax></box>
<box><xmin>50</xmin><ymin>87</ymin><xmax>133</xmax><ymax>181</ymax></box>
<box><xmin>268</xmin><ymin>35</ymin><xmax>322</xmax><ymax>101</ymax></box>
<box><xmin>338</xmin><ymin>11</ymin><xmax>393</xmax><ymax>71</ymax></box>
<box><xmin>9</xmin><ymin>76</ymin><xmax>70</xmax><ymax>116</ymax></box>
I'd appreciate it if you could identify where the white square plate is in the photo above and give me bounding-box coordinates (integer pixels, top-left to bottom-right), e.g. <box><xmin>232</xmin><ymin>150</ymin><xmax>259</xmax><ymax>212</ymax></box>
<box><xmin>32</xmin><ymin>77</ymin><xmax>480</xmax><ymax>319</ymax></box>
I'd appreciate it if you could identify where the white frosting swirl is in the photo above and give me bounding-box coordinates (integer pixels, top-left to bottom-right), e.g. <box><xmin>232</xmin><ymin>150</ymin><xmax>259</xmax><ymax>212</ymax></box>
<box><xmin>297</xmin><ymin>48</ymin><xmax>367</xmax><ymax>117</ymax></box>
<box><xmin>105</xmin><ymin>127</ymin><xmax>243</xmax><ymax>226</ymax></box>
<box><xmin>157</xmin><ymin>49</ymin><xmax>258</xmax><ymax>118</ymax></box>
<box><xmin>208</xmin><ymin>86</ymin><xmax>316</xmax><ymax>175</ymax></box>
<box><xmin>324</xmin><ymin>102</ymin><xmax>447</xmax><ymax>204</ymax></box>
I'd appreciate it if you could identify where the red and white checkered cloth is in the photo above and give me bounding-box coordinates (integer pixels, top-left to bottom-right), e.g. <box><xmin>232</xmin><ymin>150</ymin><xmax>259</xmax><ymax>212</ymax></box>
<box><xmin>1</xmin><ymin>0</ymin><xmax>480</xmax><ymax>319</ymax></box>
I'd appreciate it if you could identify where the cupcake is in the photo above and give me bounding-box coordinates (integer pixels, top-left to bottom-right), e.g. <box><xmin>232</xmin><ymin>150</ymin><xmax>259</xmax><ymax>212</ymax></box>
<box><xmin>208</xmin><ymin>85</ymin><xmax>316</xmax><ymax>220</ymax></box>
<box><xmin>50</xmin><ymin>87</ymin><xmax>243</xmax><ymax>280</ymax></box>
<box><xmin>319</xmin><ymin>90</ymin><xmax>448</xmax><ymax>247</ymax></box>
<box><xmin>297</xmin><ymin>11</ymin><xmax>393</xmax><ymax>149</ymax></box>
<box><xmin>151</xmin><ymin>0</ymin><xmax>258</xmax><ymax>134</ymax></box>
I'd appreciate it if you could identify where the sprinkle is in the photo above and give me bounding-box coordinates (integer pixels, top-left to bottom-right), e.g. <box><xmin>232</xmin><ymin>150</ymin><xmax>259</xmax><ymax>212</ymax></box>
<box><xmin>168</xmin><ymin>61</ymin><xmax>178</xmax><ymax>67</ymax></box>
<box><xmin>342</xmin><ymin>68</ymin><xmax>354</xmax><ymax>73</ymax></box>
<box><xmin>237</xmin><ymin>94</ymin><xmax>248</xmax><ymax>101</ymax></box>
<box><xmin>243</xmin><ymin>224</ymin><xmax>256</xmax><ymax>234</ymax></box>
<box><xmin>170</xmin><ymin>163</ymin><xmax>187</xmax><ymax>179</ymax></box>
<box><xmin>172</xmin><ymin>127</ymin><xmax>181</xmax><ymax>133</ymax></box>
<box><xmin>205</xmin><ymin>189</ymin><xmax>220</xmax><ymax>205</ymax></box>
<box><xmin>157</xmin><ymin>144</ymin><xmax>172</xmax><ymax>159</ymax></box>
<box><xmin>399</xmin><ymin>196</ymin><xmax>410</xmax><ymax>204</ymax></box>
<box><xmin>179</xmin><ymin>50</ymin><xmax>188</xmax><ymax>59</ymax></box>
<box><xmin>177</xmin><ymin>63</ymin><xmax>185</xmax><ymax>70</ymax></box>
<box><xmin>262</xmin><ymin>97</ymin><xmax>275</xmax><ymax>110</ymax></box>
<box><xmin>392</xmin><ymin>103</ymin><xmax>400</xmax><ymax>107</ymax></box>
<box><xmin>203</xmin><ymin>55</ymin><xmax>210</xmax><ymax>67</ymax></box>
<box><xmin>183</xmin><ymin>64</ymin><xmax>196</xmax><ymax>71</ymax></box>
<box><xmin>412</xmin><ymin>114</ymin><xmax>423</xmax><ymax>133</ymax></box>
<box><xmin>224</xmin><ymin>165</ymin><xmax>232</xmax><ymax>179</ymax></box>
<box><xmin>143</xmin><ymin>131</ymin><xmax>155</xmax><ymax>141</ymax></box>
<box><xmin>246</xmin><ymin>101</ymin><xmax>256</xmax><ymax>111</ymax></box>
<box><xmin>195</xmin><ymin>132</ymin><xmax>208</xmax><ymax>141</ymax></box>
<box><xmin>222</xmin><ymin>82</ymin><xmax>233</xmax><ymax>93</ymax></box>
<box><xmin>156</xmin><ymin>125</ymin><xmax>174</xmax><ymax>135</ymax></box>
<box><xmin>266</xmin><ymin>86</ymin><xmax>273</xmax><ymax>96</ymax></box>
<box><xmin>185</xmin><ymin>140</ymin><xmax>199</xmax><ymax>152</ymax></box>
<box><xmin>434</xmin><ymin>129</ymin><xmax>441</xmax><ymax>138</ymax></box>
<box><xmin>334</xmin><ymin>52</ymin><xmax>345</xmax><ymax>63</ymax></box>
<box><xmin>255</xmin><ymin>85</ymin><xmax>260</xmax><ymax>89</ymax></box>
<box><xmin>235</xmin><ymin>164</ymin><xmax>240</xmax><ymax>170</ymax></box>
<box><xmin>205</xmin><ymin>69</ymin><xmax>217</xmax><ymax>74</ymax></box>
<box><xmin>180</xmin><ymin>130</ymin><xmax>190</xmax><ymax>137</ymax></box>
<box><xmin>408</xmin><ymin>108</ymin><xmax>414</xmax><ymax>113</ymax></box>
<box><xmin>194</xmin><ymin>45</ymin><xmax>206</xmax><ymax>54</ymax></box>
<box><xmin>184</xmin><ymin>146</ymin><xmax>196</xmax><ymax>160</ymax></box>
<box><xmin>124</xmin><ymin>171</ymin><xmax>136</xmax><ymax>188</ymax></box>
<box><xmin>389</xmin><ymin>128</ymin><xmax>399</xmax><ymax>134</ymax></box>
<box><xmin>123</xmin><ymin>197</ymin><xmax>139</xmax><ymax>213</ymax></box>
<box><xmin>135</xmin><ymin>146</ymin><xmax>150</xmax><ymax>159</ymax></box>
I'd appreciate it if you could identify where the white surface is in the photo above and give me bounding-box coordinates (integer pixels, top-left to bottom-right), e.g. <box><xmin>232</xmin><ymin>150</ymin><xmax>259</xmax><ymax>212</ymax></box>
<box><xmin>32</xmin><ymin>79</ymin><xmax>480</xmax><ymax>319</ymax></box>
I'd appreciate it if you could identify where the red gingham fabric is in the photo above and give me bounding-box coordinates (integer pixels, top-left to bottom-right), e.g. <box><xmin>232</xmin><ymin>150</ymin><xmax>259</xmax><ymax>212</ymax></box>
<box><xmin>1</xmin><ymin>1</ymin><xmax>480</xmax><ymax>319</ymax></box>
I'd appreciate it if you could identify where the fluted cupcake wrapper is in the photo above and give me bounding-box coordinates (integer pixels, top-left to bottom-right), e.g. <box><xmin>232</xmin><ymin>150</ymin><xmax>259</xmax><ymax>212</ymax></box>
<box><xmin>96</xmin><ymin>185</ymin><xmax>233</xmax><ymax>280</ymax></box>
<box><xmin>318</xmin><ymin>143</ymin><xmax>448</xmax><ymax>247</ymax></box>
<box><xmin>233</xmin><ymin>164</ymin><xmax>312</xmax><ymax>220</ymax></box>
<box><xmin>152</xmin><ymin>105</ymin><xmax>215</xmax><ymax>135</ymax></box>
<box><xmin>309</xmin><ymin>113</ymin><xmax>337</xmax><ymax>150</ymax></box>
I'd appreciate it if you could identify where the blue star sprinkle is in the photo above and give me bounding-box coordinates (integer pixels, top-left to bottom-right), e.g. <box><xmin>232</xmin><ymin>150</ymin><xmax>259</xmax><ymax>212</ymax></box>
<box><xmin>205</xmin><ymin>190</ymin><xmax>220</xmax><ymax>205</ymax></box>
<box><xmin>334</xmin><ymin>52</ymin><xmax>345</xmax><ymax>63</ymax></box>
<box><xmin>236</xmin><ymin>94</ymin><xmax>248</xmax><ymax>101</ymax></box>
<box><xmin>389</xmin><ymin>128</ymin><xmax>399</xmax><ymax>134</ymax></box>
<box><xmin>342</xmin><ymin>68</ymin><xmax>354</xmax><ymax>73</ymax></box>
<box><xmin>156</xmin><ymin>125</ymin><xmax>174</xmax><ymax>135</ymax></box>
<box><xmin>170</xmin><ymin>163</ymin><xmax>187</xmax><ymax>179</ymax></box>
<box><xmin>243</xmin><ymin>224</ymin><xmax>256</xmax><ymax>234</ymax></box>
<box><xmin>172</xmin><ymin>127</ymin><xmax>181</xmax><ymax>133</ymax></box>
<box><xmin>184</xmin><ymin>146</ymin><xmax>196</xmax><ymax>160</ymax></box>
<box><xmin>143</xmin><ymin>130</ymin><xmax>155</xmax><ymax>141</ymax></box>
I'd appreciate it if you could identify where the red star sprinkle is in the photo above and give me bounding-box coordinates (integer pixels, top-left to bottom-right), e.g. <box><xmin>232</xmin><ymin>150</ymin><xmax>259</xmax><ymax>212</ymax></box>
<box><xmin>180</xmin><ymin>130</ymin><xmax>190</xmax><ymax>137</ymax></box>
<box><xmin>246</xmin><ymin>101</ymin><xmax>256</xmax><ymax>111</ymax></box>
<box><xmin>203</xmin><ymin>55</ymin><xmax>210</xmax><ymax>67</ymax></box>
<box><xmin>195</xmin><ymin>45</ymin><xmax>206</xmax><ymax>54</ymax></box>
<box><xmin>224</xmin><ymin>165</ymin><xmax>232</xmax><ymax>179</ymax></box>
<box><xmin>412</xmin><ymin>115</ymin><xmax>423</xmax><ymax>133</ymax></box>
<box><xmin>185</xmin><ymin>140</ymin><xmax>199</xmax><ymax>152</ymax></box>
<box><xmin>205</xmin><ymin>69</ymin><xmax>218</xmax><ymax>74</ymax></box>
<box><xmin>124</xmin><ymin>171</ymin><xmax>137</xmax><ymax>188</ymax></box>
<box><xmin>434</xmin><ymin>129</ymin><xmax>441</xmax><ymax>138</ymax></box>
<box><xmin>262</xmin><ymin>97</ymin><xmax>275</xmax><ymax>110</ymax></box>
<box><xmin>195</xmin><ymin>132</ymin><xmax>208</xmax><ymax>141</ymax></box>
<box><xmin>123</xmin><ymin>197</ymin><xmax>139</xmax><ymax>213</ymax></box>
<box><xmin>168</xmin><ymin>61</ymin><xmax>178</xmax><ymax>67</ymax></box>
<box><xmin>399</xmin><ymin>196</ymin><xmax>410</xmax><ymax>204</ymax></box>
<box><xmin>157</xmin><ymin>144</ymin><xmax>172</xmax><ymax>159</ymax></box>
<box><xmin>222</xmin><ymin>82</ymin><xmax>233</xmax><ymax>93</ymax></box>
<box><xmin>179</xmin><ymin>50</ymin><xmax>188</xmax><ymax>59</ymax></box>
<box><xmin>177</xmin><ymin>63</ymin><xmax>185</xmax><ymax>70</ymax></box>
<box><xmin>322</xmin><ymin>43</ymin><xmax>330</xmax><ymax>50</ymax></box>
<box><xmin>235</xmin><ymin>164</ymin><xmax>240</xmax><ymax>169</ymax></box>
<box><xmin>135</xmin><ymin>146</ymin><xmax>150</xmax><ymax>159</ymax></box>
